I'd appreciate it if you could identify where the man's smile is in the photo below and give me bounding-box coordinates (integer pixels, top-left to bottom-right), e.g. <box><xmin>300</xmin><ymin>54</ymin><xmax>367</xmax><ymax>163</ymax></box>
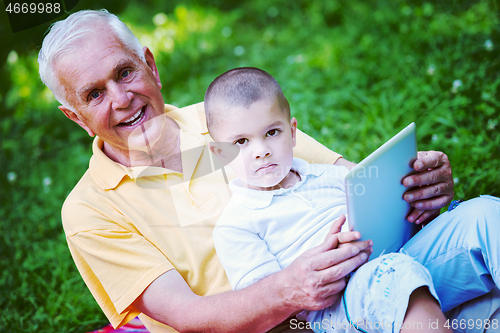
<box><xmin>118</xmin><ymin>106</ymin><xmax>146</xmax><ymax>127</ymax></box>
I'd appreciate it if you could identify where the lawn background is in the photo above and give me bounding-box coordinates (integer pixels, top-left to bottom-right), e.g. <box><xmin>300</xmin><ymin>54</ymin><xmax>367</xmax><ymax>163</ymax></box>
<box><xmin>1</xmin><ymin>0</ymin><xmax>499</xmax><ymax>331</ymax></box>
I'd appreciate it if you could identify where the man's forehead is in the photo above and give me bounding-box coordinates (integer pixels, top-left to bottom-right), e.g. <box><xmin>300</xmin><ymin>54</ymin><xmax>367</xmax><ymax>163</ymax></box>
<box><xmin>55</xmin><ymin>35</ymin><xmax>138</xmax><ymax>95</ymax></box>
<box><xmin>58</xmin><ymin>30</ymin><xmax>130</xmax><ymax>67</ymax></box>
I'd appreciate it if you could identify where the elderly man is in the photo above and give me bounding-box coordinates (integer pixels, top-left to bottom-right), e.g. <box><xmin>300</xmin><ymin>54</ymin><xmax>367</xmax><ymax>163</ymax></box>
<box><xmin>38</xmin><ymin>9</ymin><xmax>500</xmax><ymax>333</ymax></box>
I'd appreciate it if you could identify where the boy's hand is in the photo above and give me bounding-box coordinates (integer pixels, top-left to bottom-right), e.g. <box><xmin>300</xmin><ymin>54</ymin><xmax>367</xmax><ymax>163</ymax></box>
<box><xmin>281</xmin><ymin>214</ymin><xmax>372</xmax><ymax>311</ymax></box>
<box><xmin>329</xmin><ymin>214</ymin><xmax>373</xmax><ymax>261</ymax></box>
<box><xmin>326</xmin><ymin>214</ymin><xmax>369</xmax><ymax>246</ymax></box>
<box><xmin>328</xmin><ymin>213</ymin><xmax>348</xmax><ymax>234</ymax></box>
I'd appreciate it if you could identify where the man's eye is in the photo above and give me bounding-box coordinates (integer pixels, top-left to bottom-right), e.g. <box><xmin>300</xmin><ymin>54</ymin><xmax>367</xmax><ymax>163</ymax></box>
<box><xmin>121</xmin><ymin>70</ymin><xmax>131</xmax><ymax>78</ymax></box>
<box><xmin>90</xmin><ymin>91</ymin><xmax>101</xmax><ymax>100</ymax></box>
<box><xmin>234</xmin><ymin>138</ymin><xmax>248</xmax><ymax>145</ymax></box>
<box><xmin>267</xmin><ymin>129</ymin><xmax>281</xmax><ymax>137</ymax></box>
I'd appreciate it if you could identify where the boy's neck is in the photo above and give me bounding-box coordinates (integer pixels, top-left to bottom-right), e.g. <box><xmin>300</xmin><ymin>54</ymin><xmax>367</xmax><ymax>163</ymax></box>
<box><xmin>245</xmin><ymin>169</ymin><xmax>301</xmax><ymax>192</ymax></box>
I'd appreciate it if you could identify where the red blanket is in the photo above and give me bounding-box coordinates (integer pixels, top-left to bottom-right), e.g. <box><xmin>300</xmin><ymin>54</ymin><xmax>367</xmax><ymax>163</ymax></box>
<box><xmin>88</xmin><ymin>317</ymin><xmax>150</xmax><ymax>333</ymax></box>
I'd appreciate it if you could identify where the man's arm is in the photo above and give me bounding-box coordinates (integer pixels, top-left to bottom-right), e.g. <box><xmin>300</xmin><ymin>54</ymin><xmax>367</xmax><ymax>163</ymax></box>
<box><xmin>133</xmin><ymin>232</ymin><xmax>371</xmax><ymax>333</ymax></box>
<box><xmin>332</xmin><ymin>157</ymin><xmax>356</xmax><ymax>170</ymax></box>
<box><xmin>334</xmin><ymin>151</ymin><xmax>454</xmax><ymax>225</ymax></box>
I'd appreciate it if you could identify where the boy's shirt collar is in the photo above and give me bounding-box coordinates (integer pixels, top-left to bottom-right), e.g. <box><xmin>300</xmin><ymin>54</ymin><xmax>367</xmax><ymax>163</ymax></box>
<box><xmin>229</xmin><ymin>158</ymin><xmax>326</xmax><ymax>210</ymax></box>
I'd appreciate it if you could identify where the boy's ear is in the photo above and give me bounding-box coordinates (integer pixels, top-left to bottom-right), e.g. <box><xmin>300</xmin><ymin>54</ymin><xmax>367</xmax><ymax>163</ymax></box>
<box><xmin>59</xmin><ymin>106</ymin><xmax>95</xmax><ymax>137</ymax></box>
<box><xmin>290</xmin><ymin>117</ymin><xmax>298</xmax><ymax>148</ymax></box>
<box><xmin>209</xmin><ymin>142</ymin><xmax>228</xmax><ymax>161</ymax></box>
<box><xmin>209</xmin><ymin>142</ymin><xmax>240</xmax><ymax>166</ymax></box>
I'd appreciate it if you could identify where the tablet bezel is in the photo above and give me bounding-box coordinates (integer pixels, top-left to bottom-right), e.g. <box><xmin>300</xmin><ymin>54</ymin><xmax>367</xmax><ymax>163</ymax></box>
<box><xmin>345</xmin><ymin>122</ymin><xmax>419</xmax><ymax>259</ymax></box>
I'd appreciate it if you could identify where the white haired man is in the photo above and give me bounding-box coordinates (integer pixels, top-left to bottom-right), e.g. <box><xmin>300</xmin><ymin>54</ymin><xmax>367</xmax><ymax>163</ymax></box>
<box><xmin>38</xmin><ymin>9</ymin><xmax>500</xmax><ymax>333</ymax></box>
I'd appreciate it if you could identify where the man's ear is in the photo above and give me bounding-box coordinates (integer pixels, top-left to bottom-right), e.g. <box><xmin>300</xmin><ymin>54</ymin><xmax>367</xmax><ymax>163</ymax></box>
<box><xmin>59</xmin><ymin>106</ymin><xmax>95</xmax><ymax>137</ymax></box>
<box><xmin>143</xmin><ymin>46</ymin><xmax>162</xmax><ymax>89</ymax></box>
<box><xmin>290</xmin><ymin>117</ymin><xmax>298</xmax><ymax>148</ymax></box>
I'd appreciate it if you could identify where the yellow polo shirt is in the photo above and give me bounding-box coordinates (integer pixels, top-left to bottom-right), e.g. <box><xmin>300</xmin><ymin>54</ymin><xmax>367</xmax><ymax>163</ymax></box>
<box><xmin>62</xmin><ymin>102</ymin><xmax>341</xmax><ymax>332</ymax></box>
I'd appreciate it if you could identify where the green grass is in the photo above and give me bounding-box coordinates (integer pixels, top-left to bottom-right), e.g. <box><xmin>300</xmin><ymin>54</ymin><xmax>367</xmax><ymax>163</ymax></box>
<box><xmin>1</xmin><ymin>0</ymin><xmax>499</xmax><ymax>331</ymax></box>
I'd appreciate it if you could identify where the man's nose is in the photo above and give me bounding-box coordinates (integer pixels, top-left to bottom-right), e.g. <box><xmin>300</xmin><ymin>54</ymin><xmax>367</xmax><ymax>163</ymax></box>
<box><xmin>109</xmin><ymin>83</ymin><xmax>133</xmax><ymax>110</ymax></box>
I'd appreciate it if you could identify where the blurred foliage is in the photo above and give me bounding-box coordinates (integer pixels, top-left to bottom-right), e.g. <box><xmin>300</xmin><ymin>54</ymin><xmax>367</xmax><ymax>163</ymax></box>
<box><xmin>1</xmin><ymin>0</ymin><xmax>499</xmax><ymax>331</ymax></box>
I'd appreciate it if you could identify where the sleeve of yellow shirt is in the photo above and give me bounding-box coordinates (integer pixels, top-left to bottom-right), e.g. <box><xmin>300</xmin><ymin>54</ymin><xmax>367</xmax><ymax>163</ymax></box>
<box><xmin>293</xmin><ymin>128</ymin><xmax>342</xmax><ymax>165</ymax></box>
<box><xmin>66</xmin><ymin>229</ymin><xmax>174</xmax><ymax>328</ymax></box>
<box><xmin>62</xmin><ymin>172</ymin><xmax>176</xmax><ymax>330</ymax></box>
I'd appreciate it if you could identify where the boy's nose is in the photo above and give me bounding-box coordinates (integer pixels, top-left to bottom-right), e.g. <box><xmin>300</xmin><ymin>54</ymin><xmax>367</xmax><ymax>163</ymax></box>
<box><xmin>254</xmin><ymin>146</ymin><xmax>271</xmax><ymax>159</ymax></box>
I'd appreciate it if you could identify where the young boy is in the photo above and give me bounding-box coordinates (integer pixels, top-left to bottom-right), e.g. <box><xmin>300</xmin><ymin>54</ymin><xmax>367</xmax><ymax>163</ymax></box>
<box><xmin>205</xmin><ymin>67</ymin><xmax>451</xmax><ymax>332</ymax></box>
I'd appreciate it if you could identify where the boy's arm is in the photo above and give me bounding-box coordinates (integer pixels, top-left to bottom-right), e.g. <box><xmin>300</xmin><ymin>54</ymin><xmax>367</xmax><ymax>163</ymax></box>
<box><xmin>213</xmin><ymin>224</ymin><xmax>281</xmax><ymax>291</ymax></box>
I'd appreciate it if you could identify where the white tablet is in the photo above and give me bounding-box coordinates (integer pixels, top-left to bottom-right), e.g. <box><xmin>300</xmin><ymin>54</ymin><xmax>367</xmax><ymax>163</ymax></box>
<box><xmin>345</xmin><ymin>122</ymin><xmax>419</xmax><ymax>259</ymax></box>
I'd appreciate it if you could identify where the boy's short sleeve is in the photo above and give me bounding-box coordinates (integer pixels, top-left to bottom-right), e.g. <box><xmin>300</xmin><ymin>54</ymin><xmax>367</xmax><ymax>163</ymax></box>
<box><xmin>293</xmin><ymin>128</ymin><xmax>342</xmax><ymax>165</ymax></box>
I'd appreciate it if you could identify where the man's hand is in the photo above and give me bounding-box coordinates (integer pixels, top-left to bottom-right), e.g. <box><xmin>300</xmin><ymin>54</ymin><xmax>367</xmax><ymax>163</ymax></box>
<box><xmin>280</xmin><ymin>215</ymin><xmax>372</xmax><ymax>311</ymax></box>
<box><xmin>133</xmin><ymin>215</ymin><xmax>372</xmax><ymax>332</ymax></box>
<box><xmin>403</xmin><ymin>151</ymin><xmax>454</xmax><ymax>224</ymax></box>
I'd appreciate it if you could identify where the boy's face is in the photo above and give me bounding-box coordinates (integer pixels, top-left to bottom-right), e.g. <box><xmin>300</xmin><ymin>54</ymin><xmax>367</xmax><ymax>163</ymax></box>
<box><xmin>210</xmin><ymin>99</ymin><xmax>297</xmax><ymax>190</ymax></box>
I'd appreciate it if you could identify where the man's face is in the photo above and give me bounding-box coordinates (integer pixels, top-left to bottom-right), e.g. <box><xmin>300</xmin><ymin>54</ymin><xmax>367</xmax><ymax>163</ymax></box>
<box><xmin>56</xmin><ymin>26</ymin><xmax>165</xmax><ymax>158</ymax></box>
<box><xmin>211</xmin><ymin>99</ymin><xmax>297</xmax><ymax>190</ymax></box>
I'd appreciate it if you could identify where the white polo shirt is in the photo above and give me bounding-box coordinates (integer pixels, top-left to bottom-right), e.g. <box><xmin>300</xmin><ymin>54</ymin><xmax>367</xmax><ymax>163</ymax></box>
<box><xmin>213</xmin><ymin>158</ymin><xmax>349</xmax><ymax>291</ymax></box>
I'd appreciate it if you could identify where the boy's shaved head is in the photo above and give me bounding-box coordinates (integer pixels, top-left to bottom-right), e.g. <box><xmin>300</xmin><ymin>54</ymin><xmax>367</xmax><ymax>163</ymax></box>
<box><xmin>204</xmin><ymin>67</ymin><xmax>290</xmax><ymax>135</ymax></box>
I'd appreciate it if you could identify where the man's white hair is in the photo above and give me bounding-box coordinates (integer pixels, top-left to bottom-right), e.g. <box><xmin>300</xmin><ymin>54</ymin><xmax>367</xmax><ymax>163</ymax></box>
<box><xmin>38</xmin><ymin>9</ymin><xmax>145</xmax><ymax>108</ymax></box>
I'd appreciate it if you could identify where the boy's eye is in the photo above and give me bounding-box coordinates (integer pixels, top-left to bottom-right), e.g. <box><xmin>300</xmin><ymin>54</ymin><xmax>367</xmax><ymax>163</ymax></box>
<box><xmin>267</xmin><ymin>129</ymin><xmax>281</xmax><ymax>137</ymax></box>
<box><xmin>234</xmin><ymin>138</ymin><xmax>248</xmax><ymax>145</ymax></box>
